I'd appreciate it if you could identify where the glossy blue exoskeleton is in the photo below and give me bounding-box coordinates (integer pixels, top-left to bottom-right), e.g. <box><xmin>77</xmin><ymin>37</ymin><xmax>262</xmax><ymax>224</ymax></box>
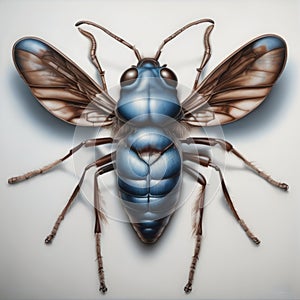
<box><xmin>116</xmin><ymin>58</ymin><xmax>183</xmax><ymax>243</ymax></box>
<box><xmin>10</xmin><ymin>19</ymin><xmax>288</xmax><ymax>294</ymax></box>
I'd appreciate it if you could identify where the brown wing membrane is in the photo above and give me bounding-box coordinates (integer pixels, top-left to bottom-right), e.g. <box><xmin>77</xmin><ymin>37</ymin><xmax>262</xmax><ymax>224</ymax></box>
<box><xmin>181</xmin><ymin>35</ymin><xmax>287</xmax><ymax>126</ymax></box>
<box><xmin>13</xmin><ymin>37</ymin><xmax>116</xmax><ymax>126</ymax></box>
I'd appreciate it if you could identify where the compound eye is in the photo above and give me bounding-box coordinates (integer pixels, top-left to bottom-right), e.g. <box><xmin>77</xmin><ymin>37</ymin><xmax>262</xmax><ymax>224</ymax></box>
<box><xmin>160</xmin><ymin>68</ymin><xmax>178</xmax><ymax>87</ymax></box>
<box><xmin>120</xmin><ymin>67</ymin><xmax>138</xmax><ymax>86</ymax></box>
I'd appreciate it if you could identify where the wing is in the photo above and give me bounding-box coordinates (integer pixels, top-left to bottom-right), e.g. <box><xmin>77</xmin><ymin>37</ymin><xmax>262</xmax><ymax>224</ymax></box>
<box><xmin>13</xmin><ymin>37</ymin><xmax>116</xmax><ymax>127</ymax></box>
<box><xmin>181</xmin><ymin>35</ymin><xmax>287</xmax><ymax>126</ymax></box>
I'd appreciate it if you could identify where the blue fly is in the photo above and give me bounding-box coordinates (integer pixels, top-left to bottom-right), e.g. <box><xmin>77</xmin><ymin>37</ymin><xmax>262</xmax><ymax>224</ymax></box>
<box><xmin>9</xmin><ymin>19</ymin><xmax>288</xmax><ymax>293</ymax></box>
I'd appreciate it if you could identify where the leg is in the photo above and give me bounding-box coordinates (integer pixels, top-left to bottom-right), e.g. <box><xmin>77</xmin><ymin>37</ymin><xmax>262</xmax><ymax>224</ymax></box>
<box><xmin>209</xmin><ymin>162</ymin><xmax>260</xmax><ymax>245</ymax></box>
<box><xmin>94</xmin><ymin>164</ymin><xmax>114</xmax><ymax>293</ymax></box>
<box><xmin>183</xmin><ymin>165</ymin><xmax>207</xmax><ymax>294</ymax></box>
<box><xmin>45</xmin><ymin>152</ymin><xmax>114</xmax><ymax>244</ymax></box>
<box><xmin>77</xmin><ymin>27</ymin><xmax>108</xmax><ymax>92</ymax></box>
<box><xmin>8</xmin><ymin>137</ymin><xmax>113</xmax><ymax>184</ymax></box>
<box><xmin>182</xmin><ymin>137</ymin><xmax>288</xmax><ymax>190</ymax></box>
<box><xmin>184</xmin><ymin>154</ymin><xmax>260</xmax><ymax>245</ymax></box>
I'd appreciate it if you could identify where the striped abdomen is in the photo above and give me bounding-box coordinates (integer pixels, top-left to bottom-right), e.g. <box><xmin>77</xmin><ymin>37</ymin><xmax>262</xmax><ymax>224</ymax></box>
<box><xmin>116</xmin><ymin>127</ymin><xmax>182</xmax><ymax>243</ymax></box>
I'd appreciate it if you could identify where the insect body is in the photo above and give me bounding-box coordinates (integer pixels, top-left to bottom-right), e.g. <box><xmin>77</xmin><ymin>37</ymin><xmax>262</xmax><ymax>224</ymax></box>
<box><xmin>116</xmin><ymin>58</ymin><xmax>183</xmax><ymax>243</ymax></box>
<box><xmin>9</xmin><ymin>19</ymin><xmax>288</xmax><ymax>294</ymax></box>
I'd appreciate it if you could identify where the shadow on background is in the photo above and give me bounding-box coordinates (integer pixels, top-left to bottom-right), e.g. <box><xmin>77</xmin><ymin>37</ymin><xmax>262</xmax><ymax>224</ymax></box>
<box><xmin>222</xmin><ymin>64</ymin><xmax>292</xmax><ymax>140</ymax></box>
<box><xmin>10</xmin><ymin>70</ymin><xmax>75</xmax><ymax>140</ymax></box>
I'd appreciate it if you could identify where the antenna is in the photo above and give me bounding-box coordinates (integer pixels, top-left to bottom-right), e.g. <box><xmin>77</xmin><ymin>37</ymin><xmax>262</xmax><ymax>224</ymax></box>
<box><xmin>76</xmin><ymin>20</ymin><xmax>142</xmax><ymax>61</ymax></box>
<box><xmin>154</xmin><ymin>19</ymin><xmax>214</xmax><ymax>60</ymax></box>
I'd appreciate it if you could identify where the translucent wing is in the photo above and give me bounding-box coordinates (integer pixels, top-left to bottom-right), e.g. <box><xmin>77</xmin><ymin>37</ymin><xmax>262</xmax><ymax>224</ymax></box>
<box><xmin>13</xmin><ymin>37</ymin><xmax>116</xmax><ymax>126</ymax></box>
<box><xmin>181</xmin><ymin>35</ymin><xmax>287</xmax><ymax>126</ymax></box>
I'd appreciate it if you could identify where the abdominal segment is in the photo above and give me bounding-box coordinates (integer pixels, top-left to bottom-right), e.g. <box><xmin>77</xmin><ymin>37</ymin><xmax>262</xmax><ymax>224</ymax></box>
<box><xmin>115</xmin><ymin>127</ymin><xmax>182</xmax><ymax>243</ymax></box>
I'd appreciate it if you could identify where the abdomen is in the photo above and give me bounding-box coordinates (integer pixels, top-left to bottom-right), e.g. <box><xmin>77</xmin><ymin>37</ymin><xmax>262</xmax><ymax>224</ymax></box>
<box><xmin>115</xmin><ymin>126</ymin><xmax>182</xmax><ymax>243</ymax></box>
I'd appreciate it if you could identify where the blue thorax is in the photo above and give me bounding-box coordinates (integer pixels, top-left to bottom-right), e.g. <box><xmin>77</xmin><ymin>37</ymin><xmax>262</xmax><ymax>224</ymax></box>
<box><xmin>116</xmin><ymin>59</ymin><xmax>182</xmax><ymax>124</ymax></box>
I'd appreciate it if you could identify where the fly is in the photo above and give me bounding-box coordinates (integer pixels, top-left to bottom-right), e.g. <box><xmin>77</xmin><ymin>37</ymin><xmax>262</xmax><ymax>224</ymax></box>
<box><xmin>8</xmin><ymin>19</ymin><xmax>288</xmax><ymax>293</ymax></box>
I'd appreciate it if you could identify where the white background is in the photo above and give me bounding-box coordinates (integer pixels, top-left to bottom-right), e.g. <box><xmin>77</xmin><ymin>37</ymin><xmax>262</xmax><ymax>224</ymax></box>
<box><xmin>0</xmin><ymin>0</ymin><xmax>299</xmax><ymax>299</ymax></box>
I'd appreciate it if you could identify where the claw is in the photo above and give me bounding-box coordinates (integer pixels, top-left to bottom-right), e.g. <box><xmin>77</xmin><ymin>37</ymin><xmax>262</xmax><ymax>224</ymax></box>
<box><xmin>280</xmin><ymin>183</ymin><xmax>289</xmax><ymax>191</ymax></box>
<box><xmin>44</xmin><ymin>235</ymin><xmax>53</xmax><ymax>244</ymax></box>
<box><xmin>184</xmin><ymin>282</ymin><xmax>192</xmax><ymax>294</ymax></box>
<box><xmin>99</xmin><ymin>283</ymin><xmax>108</xmax><ymax>294</ymax></box>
